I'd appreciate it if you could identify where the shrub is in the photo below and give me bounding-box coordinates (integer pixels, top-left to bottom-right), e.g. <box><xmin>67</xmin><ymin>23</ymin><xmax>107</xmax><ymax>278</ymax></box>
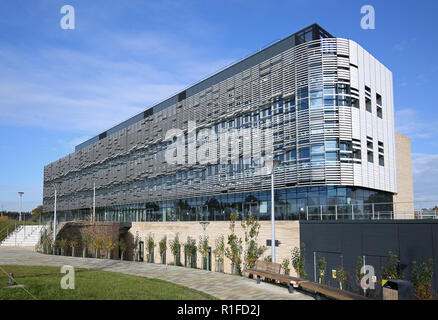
<box><xmin>281</xmin><ymin>258</ymin><xmax>290</xmax><ymax>275</ymax></box>
<box><xmin>382</xmin><ymin>251</ymin><xmax>403</xmax><ymax>280</ymax></box>
<box><xmin>411</xmin><ymin>259</ymin><xmax>435</xmax><ymax>300</ymax></box>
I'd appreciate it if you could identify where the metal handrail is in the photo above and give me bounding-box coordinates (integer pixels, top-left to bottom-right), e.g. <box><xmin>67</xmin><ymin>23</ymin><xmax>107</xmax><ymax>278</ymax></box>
<box><xmin>0</xmin><ymin>220</ymin><xmax>18</xmax><ymax>242</ymax></box>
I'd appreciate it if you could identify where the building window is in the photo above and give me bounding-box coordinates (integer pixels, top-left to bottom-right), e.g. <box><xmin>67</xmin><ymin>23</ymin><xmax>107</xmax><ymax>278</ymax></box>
<box><xmin>340</xmin><ymin>141</ymin><xmax>352</xmax><ymax>151</ymax></box>
<box><xmin>325</xmin><ymin>139</ymin><xmax>338</xmax><ymax>150</ymax></box>
<box><xmin>376</xmin><ymin>93</ymin><xmax>382</xmax><ymax>105</ymax></box>
<box><xmin>353</xmin><ymin>149</ymin><xmax>361</xmax><ymax>160</ymax></box>
<box><xmin>287</xmin><ymin>149</ymin><xmax>297</xmax><ymax>161</ymax></box>
<box><xmin>365</xmin><ymin>98</ymin><xmax>372</xmax><ymax>112</ymax></box>
<box><xmin>351</xmin><ymin>98</ymin><xmax>359</xmax><ymax>108</ymax></box>
<box><xmin>367</xmin><ymin>151</ymin><xmax>374</xmax><ymax>163</ymax></box>
<box><xmin>379</xmin><ymin>155</ymin><xmax>385</xmax><ymax>166</ymax></box>
<box><xmin>311</xmin><ymin>144</ymin><xmax>324</xmax><ymax>154</ymax></box>
<box><xmin>367</xmin><ymin>140</ymin><xmax>373</xmax><ymax>149</ymax></box>
<box><xmin>326</xmin><ymin>151</ymin><xmax>338</xmax><ymax>162</ymax></box>
<box><xmin>299</xmin><ymin>147</ymin><xmax>310</xmax><ymax>159</ymax></box>
<box><xmin>377</xmin><ymin>106</ymin><xmax>383</xmax><ymax>119</ymax></box>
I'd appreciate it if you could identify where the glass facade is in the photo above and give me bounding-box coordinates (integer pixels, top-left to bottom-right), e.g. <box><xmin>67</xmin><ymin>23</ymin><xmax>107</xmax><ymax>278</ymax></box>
<box><xmin>57</xmin><ymin>186</ymin><xmax>393</xmax><ymax>223</ymax></box>
<box><xmin>44</xmin><ymin>25</ymin><xmax>397</xmax><ymax>221</ymax></box>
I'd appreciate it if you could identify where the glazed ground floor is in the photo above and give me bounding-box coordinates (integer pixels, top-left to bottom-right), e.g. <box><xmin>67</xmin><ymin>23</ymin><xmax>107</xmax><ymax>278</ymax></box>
<box><xmin>54</xmin><ymin>186</ymin><xmax>395</xmax><ymax>223</ymax></box>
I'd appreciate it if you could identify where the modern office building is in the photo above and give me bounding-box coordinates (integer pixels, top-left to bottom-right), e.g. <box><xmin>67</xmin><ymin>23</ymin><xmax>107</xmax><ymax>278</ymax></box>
<box><xmin>43</xmin><ymin>24</ymin><xmax>401</xmax><ymax>222</ymax></box>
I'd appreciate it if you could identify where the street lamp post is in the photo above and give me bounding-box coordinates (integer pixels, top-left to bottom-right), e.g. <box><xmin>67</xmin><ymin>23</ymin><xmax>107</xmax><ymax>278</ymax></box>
<box><xmin>265</xmin><ymin>159</ymin><xmax>281</xmax><ymax>263</ymax></box>
<box><xmin>18</xmin><ymin>192</ymin><xmax>24</xmax><ymax>221</ymax></box>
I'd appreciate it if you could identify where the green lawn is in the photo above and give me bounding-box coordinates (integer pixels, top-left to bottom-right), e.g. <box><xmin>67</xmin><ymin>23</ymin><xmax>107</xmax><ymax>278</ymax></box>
<box><xmin>0</xmin><ymin>265</ymin><xmax>217</xmax><ymax>300</ymax></box>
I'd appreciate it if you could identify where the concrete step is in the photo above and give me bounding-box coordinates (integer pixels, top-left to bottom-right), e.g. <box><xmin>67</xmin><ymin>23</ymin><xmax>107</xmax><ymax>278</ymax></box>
<box><xmin>0</xmin><ymin>225</ymin><xmax>45</xmax><ymax>247</ymax></box>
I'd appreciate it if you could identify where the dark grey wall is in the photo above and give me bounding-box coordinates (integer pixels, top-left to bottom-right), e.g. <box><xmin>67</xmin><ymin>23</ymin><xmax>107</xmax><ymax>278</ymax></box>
<box><xmin>299</xmin><ymin>220</ymin><xmax>438</xmax><ymax>297</ymax></box>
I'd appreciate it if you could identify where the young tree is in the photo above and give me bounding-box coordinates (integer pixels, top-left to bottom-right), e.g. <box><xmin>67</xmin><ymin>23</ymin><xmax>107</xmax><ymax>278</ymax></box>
<box><xmin>146</xmin><ymin>233</ymin><xmax>155</xmax><ymax>263</ymax></box>
<box><xmin>185</xmin><ymin>236</ymin><xmax>197</xmax><ymax>268</ymax></box>
<box><xmin>241</xmin><ymin>215</ymin><xmax>266</xmax><ymax>271</ymax></box>
<box><xmin>69</xmin><ymin>240</ymin><xmax>78</xmax><ymax>257</ymax></box>
<box><xmin>159</xmin><ymin>235</ymin><xmax>167</xmax><ymax>264</ymax></box>
<box><xmin>81</xmin><ymin>231</ymin><xmax>92</xmax><ymax>258</ymax></box>
<box><xmin>225</xmin><ymin>213</ymin><xmax>243</xmax><ymax>275</ymax></box>
<box><xmin>336</xmin><ymin>266</ymin><xmax>348</xmax><ymax>290</ymax></box>
<box><xmin>198</xmin><ymin>235</ymin><xmax>209</xmax><ymax>270</ymax></box>
<box><xmin>104</xmin><ymin>234</ymin><xmax>116</xmax><ymax>259</ymax></box>
<box><xmin>213</xmin><ymin>235</ymin><xmax>225</xmax><ymax>272</ymax></box>
<box><xmin>130</xmin><ymin>232</ymin><xmax>141</xmax><ymax>262</ymax></box>
<box><xmin>169</xmin><ymin>233</ymin><xmax>181</xmax><ymax>266</ymax></box>
<box><xmin>93</xmin><ymin>234</ymin><xmax>104</xmax><ymax>258</ymax></box>
<box><xmin>291</xmin><ymin>243</ymin><xmax>307</xmax><ymax>279</ymax></box>
<box><xmin>59</xmin><ymin>239</ymin><xmax>68</xmax><ymax>256</ymax></box>
<box><xmin>317</xmin><ymin>255</ymin><xmax>327</xmax><ymax>284</ymax></box>
<box><xmin>119</xmin><ymin>238</ymin><xmax>127</xmax><ymax>261</ymax></box>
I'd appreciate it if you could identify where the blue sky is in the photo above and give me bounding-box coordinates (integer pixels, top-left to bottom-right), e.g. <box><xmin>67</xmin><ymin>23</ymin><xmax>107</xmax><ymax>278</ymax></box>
<box><xmin>0</xmin><ymin>0</ymin><xmax>437</xmax><ymax>211</ymax></box>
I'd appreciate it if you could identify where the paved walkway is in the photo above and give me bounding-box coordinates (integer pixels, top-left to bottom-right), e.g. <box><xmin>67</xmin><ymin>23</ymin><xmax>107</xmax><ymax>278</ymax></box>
<box><xmin>0</xmin><ymin>248</ymin><xmax>313</xmax><ymax>300</ymax></box>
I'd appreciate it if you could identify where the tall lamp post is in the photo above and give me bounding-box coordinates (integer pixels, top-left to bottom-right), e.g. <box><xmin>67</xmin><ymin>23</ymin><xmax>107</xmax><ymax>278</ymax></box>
<box><xmin>52</xmin><ymin>181</ymin><xmax>61</xmax><ymax>246</ymax></box>
<box><xmin>18</xmin><ymin>192</ymin><xmax>24</xmax><ymax>221</ymax></box>
<box><xmin>265</xmin><ymin>159</ymin><xmax>281</xmax><ymax>263</ymax></box>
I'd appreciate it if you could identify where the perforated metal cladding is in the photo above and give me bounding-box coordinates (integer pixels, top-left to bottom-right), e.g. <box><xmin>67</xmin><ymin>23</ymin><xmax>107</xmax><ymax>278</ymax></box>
<box><xmin>43</xmin><ymin>38</ymin><xmax>396</xmax><ymax>212</ymax></box>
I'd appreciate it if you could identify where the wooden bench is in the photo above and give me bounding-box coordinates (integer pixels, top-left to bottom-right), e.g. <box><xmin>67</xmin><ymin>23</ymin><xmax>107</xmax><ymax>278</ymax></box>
<box><xmin>244</xmin><ymin>260</ymin><xmax>308</xmax><ymax>294</ymax></box>
<box><xmin>299</xmin><ymin>281</ymin><xmax>369</xmax><ymax>300</ymax></box>
<box><xmin>245</xmin><ymin>260</ymin><xmax>368</xmax><ymax>300</ymax></box>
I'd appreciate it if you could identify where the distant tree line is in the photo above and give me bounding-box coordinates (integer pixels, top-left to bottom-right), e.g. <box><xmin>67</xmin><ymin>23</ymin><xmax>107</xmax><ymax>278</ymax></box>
<box><xmin>1</xmin><ymin>205</ymin><xmax>52</xmax><ymax>222</ymax></box>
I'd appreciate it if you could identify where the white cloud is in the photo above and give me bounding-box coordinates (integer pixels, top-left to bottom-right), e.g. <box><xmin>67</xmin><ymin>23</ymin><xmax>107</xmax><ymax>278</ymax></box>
<box><xmin>395</xmin><ymin>108</ymin><xmax>436</xmax><ymax>139</ymax></box>
<box><xmin>412</xmin><ymin>153</ymin><xmax>438</xmax><ymax>201</ymax></box>
<box><xmin>0</xmin><ymin>32</ymin><xmax>235</xmax><ymax>137</ymax></box>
